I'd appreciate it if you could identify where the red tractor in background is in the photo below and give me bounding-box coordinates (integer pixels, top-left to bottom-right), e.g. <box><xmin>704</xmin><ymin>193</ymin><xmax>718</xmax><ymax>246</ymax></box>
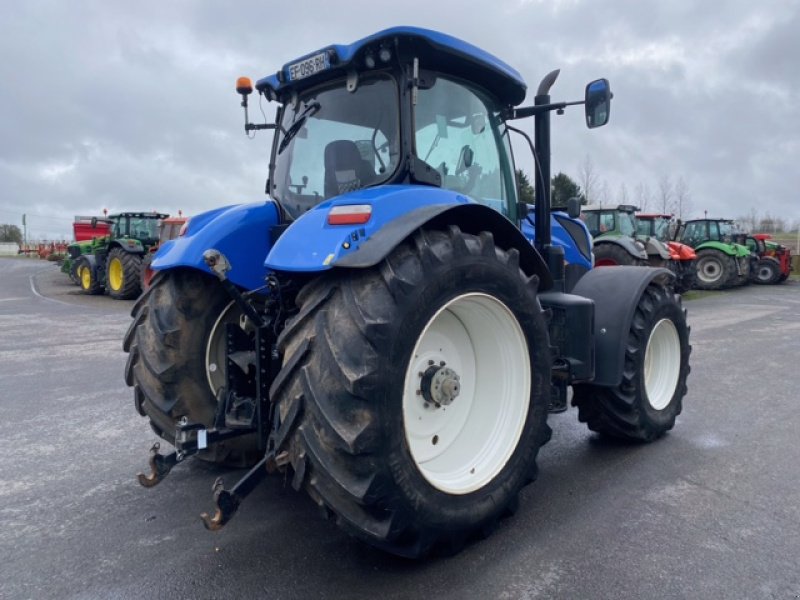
<box><xmin>735</xmin><ymin>233</ymin><xmax>792</xmax><ymax>284</ymax></box>
<box><xmin>140</xmin><ymin>215</ymin><xmax>188</xmax><ymax>291</ymax></box>
<box><xmin>636</xmin><ymin>213</ymin><xmax>697</xmax><ymax>293</ymax></box>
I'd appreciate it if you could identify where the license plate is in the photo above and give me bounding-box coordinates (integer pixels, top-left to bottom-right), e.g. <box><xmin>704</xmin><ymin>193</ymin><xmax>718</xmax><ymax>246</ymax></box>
<box><xmin>287</xmin><ymin>52</ymin><xmax>331</xmax><ymax>81</ymax></box>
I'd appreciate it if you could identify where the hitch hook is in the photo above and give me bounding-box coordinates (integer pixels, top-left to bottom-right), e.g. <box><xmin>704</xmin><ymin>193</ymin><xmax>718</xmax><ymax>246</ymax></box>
<box><xmin>137</xmin><ymin>442</ymin><xmax>178</xmax><ymax>488</ymax></box>
<box><xmin>199</xmin><ymin>455</ymin><xmax>269</xmax><ymax>531</ymax></box>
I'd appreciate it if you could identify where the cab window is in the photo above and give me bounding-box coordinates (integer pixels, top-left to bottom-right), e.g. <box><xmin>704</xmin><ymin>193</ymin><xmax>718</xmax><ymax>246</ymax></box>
<box><xmin>415</xmin><ymin>77</ymin><xmax>516</xmax><ymax>217</ymax></box>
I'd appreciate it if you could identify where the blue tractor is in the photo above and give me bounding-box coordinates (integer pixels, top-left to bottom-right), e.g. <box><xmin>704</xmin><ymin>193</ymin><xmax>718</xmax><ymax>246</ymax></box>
<box><xmin>125</xmin><ymin>27</ymin><xmax>691</xmax><ymax>558</ymax></box>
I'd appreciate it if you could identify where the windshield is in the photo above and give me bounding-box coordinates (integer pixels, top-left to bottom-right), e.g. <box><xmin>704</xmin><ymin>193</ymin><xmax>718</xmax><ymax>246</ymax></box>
<box><xmin>652</xmin><ymin>217</ymin><xmax>670</xmax><ymax>241</ymax></box>
<box><xmin>415</xmin><ymin>76</ymin><xmax>517</xmax><ymax>217</ymax></box>
<box><xmin>635</xmin><ymin>218</ymin><xmax>652</xmax><ymax>237</ymax></box>
<box><xmin>272</xmin><ymin>74</ymin><xmax>400</xmax><ymax>219</ymax></box>
<box><xmin>638</xmin><ymin>216</ymin><xmax>670</xmax><ymax>241</ymax></box>
<box><xmin>718</xmin><ymin>221</ymin><xmax>735</xmax><ymax>237</ymax></box>
<box><xmin>618</xmin><ymin>211</ymin><xmax>636</xmax><ymax>236</ymax></box>
<box><xmin>116</xmin><ymin>217</ymin><xmax>159</xmax><ymax>239</ymax></box>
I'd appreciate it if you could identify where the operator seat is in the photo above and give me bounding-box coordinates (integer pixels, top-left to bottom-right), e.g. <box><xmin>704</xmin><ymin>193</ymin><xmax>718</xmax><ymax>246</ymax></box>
<box><xmin>324</xmin><ymin>140</ymin><xmax>374</xmax><ymax>199</ymax></box>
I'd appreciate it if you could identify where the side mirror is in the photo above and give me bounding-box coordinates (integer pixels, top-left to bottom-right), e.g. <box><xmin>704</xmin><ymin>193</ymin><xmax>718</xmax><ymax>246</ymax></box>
<box><xmin>567</xmin><ymin>196</ymin><xmax>582</xmax><ymax>219</ymax></box>
<box><xmin>585</xmin><ymin>78</ymin><xmax>612</xmax><ymax>129</ymax></box>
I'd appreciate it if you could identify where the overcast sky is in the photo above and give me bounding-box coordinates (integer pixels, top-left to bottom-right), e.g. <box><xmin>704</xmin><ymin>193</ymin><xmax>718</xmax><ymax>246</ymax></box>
<box><xmin>2</xmin><ymin>0</ymin><xmax>798</xmax><ymax>239</ymax></box>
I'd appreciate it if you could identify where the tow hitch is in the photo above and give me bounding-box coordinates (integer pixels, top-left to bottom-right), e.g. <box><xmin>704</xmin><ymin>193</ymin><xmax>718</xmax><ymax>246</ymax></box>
<box><xmin>136</xmin><ymin>417</ymin><xmax>257</xmax><ymax>487</ymax></box>
<box><xmin>136</xmin><ymin>249</ymin><xmax>299</xmax><ymax>531</ymax></box>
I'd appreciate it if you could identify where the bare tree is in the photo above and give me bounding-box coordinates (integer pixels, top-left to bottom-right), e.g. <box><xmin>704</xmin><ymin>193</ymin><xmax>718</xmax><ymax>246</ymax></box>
<box><xmin>578</xmin><ymin>154</ymin><xmax>599</xmax><ymax>205</ymax></box>
<box><xmin>758</xmin><ymin>212</ymin><xmax>776</xmax><ymax>233</ymax></box>
<box><xmin>598</xmin><ymin>179</ymin><xmax>611</xmax><ymax>205</ymax></box>
<box><xmin>618</xmin><ymin>182</ymin><xmax>630</xmax><ymax>205</ymax></box>
<box><xmin>657</xmin><ymin>175</ymin><xmax>674</xmax><ymax>214</ymax></box>
<box><xmin>635</xmin><ymin>182</ymin><xmax>652</xmax><ymax>212</ymax></box>
<box><xmin>674</xmin><ymin>176</ymin><xmax>692</xmax><ymax>220</ymax></box>
<box><xmin>738</xmin><ymin>207</ymin><xmax>759</xmax><ymax>232</ymax></box>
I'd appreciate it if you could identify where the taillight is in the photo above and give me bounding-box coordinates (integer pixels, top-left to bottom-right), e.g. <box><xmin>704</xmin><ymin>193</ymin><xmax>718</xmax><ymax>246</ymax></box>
<box><xmin>327</xmin><ymin>205</ymin><xmax>372</xmax><ymax>225</ymax></box>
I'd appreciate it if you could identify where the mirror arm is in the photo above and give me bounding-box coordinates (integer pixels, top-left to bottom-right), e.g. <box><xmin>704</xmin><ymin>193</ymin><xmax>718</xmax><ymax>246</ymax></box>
<box><xmin>506</xmin><ymin>100</ymin><xmax>584</xmax><ymax>120</ymax></box>
<box><xmin>245</xmin><ymin>123</ymin><xmax>276</xmax><ymax>132</ymax></box>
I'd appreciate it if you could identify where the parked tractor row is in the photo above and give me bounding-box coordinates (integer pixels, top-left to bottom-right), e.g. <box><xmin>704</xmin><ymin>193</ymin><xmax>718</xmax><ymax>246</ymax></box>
<box><xmin>578</xmin><ymin>205</ymin><xmax>791</xmax><ymax>291</ymax></box>
<box><xmin>61</xmin><ymin>213</ymin><xmax>185</xmax><ymax>299</ymax></box>
<box><xmin>124</xmin><ymin>27</ymin><xmax>692</xmax><ymax>559</ymax></box>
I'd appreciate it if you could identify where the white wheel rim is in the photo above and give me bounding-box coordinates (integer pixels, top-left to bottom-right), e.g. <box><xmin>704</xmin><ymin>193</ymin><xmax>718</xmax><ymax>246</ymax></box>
<box><xmin>205</xmin><ymin>301</ymin><xmax>242</xmax><ymax>395</ymax></box>
<box><xmin>697</xmin><ymin>257</ymin><xmax>721</xmax><ymax>283</ymax></box>
<box><xmin>402</xmin><ymin>293</ymin><xmax>530</xmax><ymax>495</ymax></box>
<box><xmin>643</xmin><ymin>318</ymin><xmax>681</xmax><ymax>411</ymax></box>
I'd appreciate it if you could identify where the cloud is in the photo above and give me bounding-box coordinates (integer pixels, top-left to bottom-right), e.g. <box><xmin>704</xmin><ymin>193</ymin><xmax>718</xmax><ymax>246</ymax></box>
<box><xmin>1</xmin><ymin>0</ymin><xmax>798</xmax><ymax>238</ymax></box>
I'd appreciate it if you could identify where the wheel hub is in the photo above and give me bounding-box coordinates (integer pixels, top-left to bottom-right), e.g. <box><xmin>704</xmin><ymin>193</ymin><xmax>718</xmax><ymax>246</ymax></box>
<box><xmin>419</xmin><ymin>363</ymin><xmax>461</xmax><ymax>408</ymax></box>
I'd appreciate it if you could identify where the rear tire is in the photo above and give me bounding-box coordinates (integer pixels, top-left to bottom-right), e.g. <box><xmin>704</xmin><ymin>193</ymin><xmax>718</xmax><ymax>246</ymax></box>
<box><xmin>693</xmin><ymin>249</ymin><xmax>731</xmax><ymax>290</ymax></box>
<box><xmin>573</xmin><ymin>285</ymin><xmax>690</xmax><ymax>442</ymax></box>
<box><xmin>107</xmin><ymin>248</ymin><xmax>143</xmax><ymax>300</ymax></box>
<box><xmin>123</xmin><ymin>269</ymin><xmax>258</xmax><ymax>466</ymax></box>
<box><xmin>270</xmin><ymin>228</ymin><xmax>551</xmax><ymax>557</ymax></box>
<box><xmin>594</xmin><ymin>243</ymin><xmax>647</xmax><ymax>267</ymax></box>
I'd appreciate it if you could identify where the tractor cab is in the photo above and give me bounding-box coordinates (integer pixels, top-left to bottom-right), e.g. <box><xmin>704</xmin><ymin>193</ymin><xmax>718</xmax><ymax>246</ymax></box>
<box><xmin>239</xmin><ymin>27</ymin><xmax>609</xmax><ymax>233</ymax></box>
<box><xmin>676</xmin><ymin>218</ymin><xmax>743</xmax><ymax>247</ymax></box>
<box><xmin>636</xmin><ymin>213</ymin><xmax>674</xmax><ymax>242</ymax></box>
<box><xmin>108</xmin><ymin>212</ymin><xmax>168</xmax><ymax>245</ymax></box>
<box><xmin>248</xmin><ymin>29</ymin><xmax>525</xmax><ymax>223</ymax></box>
<box><xmin>581</xmin><ymin>204</ymin><xmax>638</xmax><ymax>238</ymax></box>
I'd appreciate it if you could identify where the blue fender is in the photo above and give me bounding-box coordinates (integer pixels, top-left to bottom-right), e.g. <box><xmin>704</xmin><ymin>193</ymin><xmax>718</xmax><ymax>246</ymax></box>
<box><xmin>152</xmin><ymin>201</ymin><xmax>280</xmax><ymax>291</ymax></box>
<box><xmin>265</xmin><ymin>185</ymin><xmax>469</xmax><ymax>271</ymax></box>
<box><xmin>264</xmin><ymin>184</ymin><xmax>552</xmax><ymax>287</ymax></box>
<box><xmin>521</xmin><ymin>210</ymin><xmax>593</xmax><ymax>271</ymax></box>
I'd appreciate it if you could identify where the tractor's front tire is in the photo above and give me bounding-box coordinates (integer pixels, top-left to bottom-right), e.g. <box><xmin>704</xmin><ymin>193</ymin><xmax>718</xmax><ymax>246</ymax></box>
<box><xmin>694</xmin><ymin>249</ymin><xmax>732</xmax><ymax>290</ymax></box>
<box><xmin>107</xmin><ymin>248</ymin><xmax>143</xmax><ymax>300</ymax></box>
<box><xmin>76</xmin><ymin>256</ymin><xmax>104</xmax><ymax>295</ymax></box>
<box><xmin>573</xmin><ymin>285</ymin><xmax>690</xmax><ymax>442</ymax></box>
<box><xmin>67</xmin><ymin>259</ymin><xmax>81</xmax><ymax>286</ymax></box>
<box><xmin>752</xmin><ymin>258</ymin><xmax>780</xmax><ymax>285</ymax></box>
<box><xmin>123</xmin><ymin>269</ymin><xmax>258</xmax><ymax>466</ymax></box>
<box><xmin>270</xmin><ymin>228</ymin><xmax>551</xmax><ymax>558</ymax></box>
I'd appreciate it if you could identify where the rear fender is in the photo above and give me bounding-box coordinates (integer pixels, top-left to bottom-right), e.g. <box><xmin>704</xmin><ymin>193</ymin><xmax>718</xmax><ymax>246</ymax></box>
<box><xmin>694</xmin><ymin>241</ymin><xmax>739</xmax><ymax>257</ymax></box>
<box><xmin>109</xmin><ymin>239</ymin><xmax>144</xmax><ymax>254</ymax></box>
<box><xmin>265</xmin><ymin>184</ymin><xmax>553</xmax><ymax>289</ymax></box>
<box><xmin>152</xmin><ymin>201</ymin><xmax>280</xmax><ymax>291</ymax></box>
<box><xmin>572</xmin><ymin>266</ymin><xmax>674</xmax><ymax>387</ymax></box>
<box><xmin>595</xmin><ymin>237</ymin><xmax>648</xmax><ymax>260</ymax></box>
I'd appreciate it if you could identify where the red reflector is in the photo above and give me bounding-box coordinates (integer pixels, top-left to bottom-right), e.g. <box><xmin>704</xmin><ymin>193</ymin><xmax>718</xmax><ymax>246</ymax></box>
<box><xmin>327</xmin><ymin>205</ymin><xmax>372</xmax><ymax>225</ymax></box>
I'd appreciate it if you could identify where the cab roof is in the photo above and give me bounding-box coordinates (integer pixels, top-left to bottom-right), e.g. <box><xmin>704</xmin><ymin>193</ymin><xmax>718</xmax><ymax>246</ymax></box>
<box><xmin>255</xmin><ymin>26</ymin><xmax>527</xmax><ymax>106</ymax></box>
<box><xmin>583</xmin><ymin>204</ymin><xmax>639</xmax><ymax>213</ymax></box>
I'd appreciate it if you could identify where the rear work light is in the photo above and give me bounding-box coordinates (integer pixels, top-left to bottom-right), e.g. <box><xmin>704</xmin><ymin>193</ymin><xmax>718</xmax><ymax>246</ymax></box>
<box><xmin>327</xmin><ymin>205</ymin><xmax>372</xmax><ymax>225</ymax></box>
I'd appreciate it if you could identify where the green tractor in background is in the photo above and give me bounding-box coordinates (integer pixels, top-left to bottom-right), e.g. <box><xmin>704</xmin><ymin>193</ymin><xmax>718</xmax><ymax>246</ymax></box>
<box><xmin>61</xmin><ymin>215</ymin><xmax>112</xmax><ymax>284</ymax></box>
<box><xmin>74</xmin><ymin>212</ymin><xmax>167</xmax><ymax>299</ymax></box>
<box><xmin>674</xmin><ymin>218</ymin><xmax>752</xmax><ymax>290</ymax></box>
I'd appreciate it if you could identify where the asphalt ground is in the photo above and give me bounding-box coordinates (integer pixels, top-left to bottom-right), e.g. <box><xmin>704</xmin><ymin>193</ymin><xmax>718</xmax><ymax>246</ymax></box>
<box><xmin>1</xmin><ymin>257</ymin><xmax>799</xmax><ymax>599</ymax></box>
